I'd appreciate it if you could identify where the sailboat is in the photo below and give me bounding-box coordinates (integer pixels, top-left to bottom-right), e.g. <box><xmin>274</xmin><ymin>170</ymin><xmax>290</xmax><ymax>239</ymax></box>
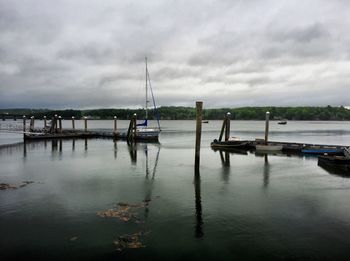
<box><xmin>136</xmin><ymin>57</ymin><xmax>161</xmax><ymax>141</ymax></box>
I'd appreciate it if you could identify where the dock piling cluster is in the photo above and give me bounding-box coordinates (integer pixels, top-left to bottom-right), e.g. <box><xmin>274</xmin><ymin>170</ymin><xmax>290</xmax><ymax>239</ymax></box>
<box><xmin>219</xmin><ymin>112</ymin><xmax>231</xmax><ymax>142</ymax></box>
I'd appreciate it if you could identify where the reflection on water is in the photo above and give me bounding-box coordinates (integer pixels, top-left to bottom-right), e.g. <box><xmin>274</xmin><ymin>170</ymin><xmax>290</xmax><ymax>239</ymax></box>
<box><xmin>194</xmin><ymin>170</ymin><xmax>203</xmax><ymax>238</ymax></box>
<box><xmin>1</xmin><ymin>130</ymin><xmax>350</xmax><ymax>260</ymax></box>
<box><xmin>263</xmin><ymin>154</ymin><xmax>270</xmax><ymax>188</ymax></box>
<box><xmin>318</xmin><ymin>161</ymin><xmax>350</xmax><ymax>178</ymax></box>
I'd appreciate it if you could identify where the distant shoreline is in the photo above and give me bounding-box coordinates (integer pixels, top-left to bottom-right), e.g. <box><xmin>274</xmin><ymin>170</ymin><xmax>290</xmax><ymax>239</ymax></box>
<box><xmin>1</xmin><ymin>106</ymin><xmax>350</xmax><ymax>121</ymax></box>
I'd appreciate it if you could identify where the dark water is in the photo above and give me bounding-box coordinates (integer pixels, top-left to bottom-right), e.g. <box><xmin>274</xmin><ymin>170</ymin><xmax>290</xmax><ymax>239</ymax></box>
<box><xmin>1</xmin><ymin>120</ymin><xmax>350</xmax><ymax>260</ymax></box>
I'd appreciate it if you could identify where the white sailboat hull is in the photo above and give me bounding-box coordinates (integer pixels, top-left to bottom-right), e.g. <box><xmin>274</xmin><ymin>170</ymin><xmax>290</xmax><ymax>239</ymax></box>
<box><xmin>136</xmin><ymin>128</ymin><xmax>160</xmax><ymax>140</ymax></box>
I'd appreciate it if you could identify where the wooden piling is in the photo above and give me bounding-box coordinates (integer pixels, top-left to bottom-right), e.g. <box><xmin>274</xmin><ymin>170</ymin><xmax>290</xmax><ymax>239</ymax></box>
<box><xmin>54</xmin><ymin>115</ymin><xmax>58</xmax><ymax>133</ymax></box>
<box><xmin>114</xmin><ymin>116</ymin><xmax>117</xmax><ymax>132</ymax></box>
<box><xmin>58</xmin><ymin>116</ymin><xmax>62</xmax><ymax>133</ymax></box>
<box><xmin>132</xmin><ymin>114</ymin><xmax>137</xmax><ymax>140</ymax></box>
<box><xmin>43</xmin><ymin>116</ymin><xmax>47</xmax><ymax>128</ymax></box>
<box><xmin>195</xmin><ymin>101</ymin><xmax>203</xmax><ymax>172</ymax></box>
<box><xmin>84</xmin><ymin>117</ymin><xmax>87</xmax><ymax>132</ymax></box>
<box><xmin>72</xmin><ymin>116</ymin><xmax>75</xmax><ymax>130</ymax></box>
<box><xmin>22</xmin><ymin>116</ymin><xmax>26</xmax><ymax>133</ymax></box>
<box><xmin>219</xmin><ymin>118</ymin><xmax>227</xmax><ymax>142</ymax></box>
<box><xmin>127</xmin><ymin>114</ymin><xmax>137</xmax><ymax>141</ymax></box>
<box><xmin>225</xmin><ymin>112</ymin><xmax>231</xmax><ymax>141</ymax></box>
<box><xmin>30</xmin><ymin>116</ymin><xmax>34</xmax><ymax>132</ymax></box>
<box><xmin>218</xmin><ymin>112</ymin><xmax>231</xmax><ymax>141</ymax></box>
<box><xmin>23</xmin><ymin>115</ymin><xmax>26</xmax><ymax>136</ymax></box>
<box><xmin>265</xmin><ymin>111</ymin><xmax>270</xmax><ymax>145</ymax></box>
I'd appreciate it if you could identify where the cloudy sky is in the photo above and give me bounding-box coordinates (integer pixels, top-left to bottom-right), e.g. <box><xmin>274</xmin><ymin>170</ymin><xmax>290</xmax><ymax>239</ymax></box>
<box><xmin>0</xmin><ymin>0</ymin><xmax>349</xmax><ymax>109</ymax></box>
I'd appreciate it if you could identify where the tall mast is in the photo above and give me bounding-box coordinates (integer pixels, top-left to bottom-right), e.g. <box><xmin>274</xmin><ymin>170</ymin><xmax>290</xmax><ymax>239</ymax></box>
<box><xmin>145</xmin><ymin>57</ymin><xmax>148</xmax><ymax>120</ymax></box>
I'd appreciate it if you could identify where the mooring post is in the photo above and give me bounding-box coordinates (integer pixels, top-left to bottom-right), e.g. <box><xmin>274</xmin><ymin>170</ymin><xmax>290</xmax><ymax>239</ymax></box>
<box><xmin>265</xmin><ymin>111</ymin><xmax>270</xmax><ymax>145</ymax></box>
<box><xmin>114</xmin><ymin>116</ymin><xmax>117</xmax><ymax>132</ymax></box>
<box><xmin>54</xmin><ymin>114</ymin><xmax>58</xmax><ymax>133</ymax></box>
<box><xmin>84</xmin><ymin>116</ymin><xmax>87</xmax><ymax>132</ymax></box>
<box><xmin>127</xmin><ymin>113</ymin><xmax>137</xmax><ymax>142</ymax></box>
<box><xmin>58</xmin><ymin>116</ymin><xmax>62</xmax><ymax>133</ymax></box>
<box><xmin>72</xmin><ymin>116</ymin><xmax>75</xmax><ymax>130</ymax></box>
<box><xmin>195</xmin><ymin>101</ymin><xmax>203</xmax><ymax>173</ymax></box>
<box><xmin>127</xmin><ymin>116</ymin><xmax>133</xmax><ymax>141</ymax></box>
<box><xmin>43</xmin><ymin>116</ymin><xmax>47</xmax><ymax>128</ymax></box>
<box><xmin>219</xmin><ymin>118</ymin><xmax>227</xmax><ymax>142</ymax></box>
<box><xmin>30</xmin><ymin>116</ymin><xmax>34</xmax><ymax>132</ymax></box>
<box><xmin>22</xmin><ymin>115</ymin><xmax>26</xmax><ymax>135</ymax></box>
<box><xmin>132</xmin><ymin>113</ymin><xmax>137</xmax><ymax>140</ymax></box>
<box><xmin>225</xmin><ymin>112</ymin><xmax>231</xmax><ymax>141</ymax></box>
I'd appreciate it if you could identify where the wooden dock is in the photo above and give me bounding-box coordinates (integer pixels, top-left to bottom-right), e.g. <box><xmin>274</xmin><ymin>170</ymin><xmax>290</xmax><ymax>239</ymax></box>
<box><xmin>21</xmin><ymin>114</ymin><xmax>159</xmax><ymax>142</ymax></box>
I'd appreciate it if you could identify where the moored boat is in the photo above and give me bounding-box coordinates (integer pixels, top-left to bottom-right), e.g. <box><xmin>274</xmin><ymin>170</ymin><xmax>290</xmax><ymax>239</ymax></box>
<box><xmin>318</xmin><ymin>155</ymin><xmax>350</xmax><ymax>165</ymax></box>
<box><xmin>255</xmin><ymin>144</ymin><xmax>283</xmax><ymax>152</ymax></box>
<box><xmin>318</xmin><ymin>154</ymin><xmax>350</xmax><ymax>176</ymax></box>
<box><xmin>211</xmin><ymin>139</ymin><xmax>252</xmax><ymax>150</ymax></box>
<box><xmin>134</xmin><ymin>57</ymin><xmax>161</xmax><ymax>140</ymax></box>
<box><xmin>301</xmin><ymin>146</ymin><xmax>343</xmax><ymax>155</ymax></box>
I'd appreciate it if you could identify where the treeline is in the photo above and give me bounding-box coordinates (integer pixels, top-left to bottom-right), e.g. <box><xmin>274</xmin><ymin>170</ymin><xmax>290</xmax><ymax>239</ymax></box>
<box><xmin>1</xmin><ymin>106</ymin><xmax>350</xmax><ymax>120</ymax></box>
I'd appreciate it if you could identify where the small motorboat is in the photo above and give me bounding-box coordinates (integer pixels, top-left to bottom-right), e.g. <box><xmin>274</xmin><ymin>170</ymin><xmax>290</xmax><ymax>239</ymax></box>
<box><xmin>255</xmin><ymin>144</ymin><xmax>283</xmax><ymax>152</ymax></box>
<box><xmin>318</xmin><ymin>155</ymin><xmax>350</xmax><ymax>165</ymax></box>
<box><xmin>278</xmin><ymin>120</ymin><xmax>287</xmax><ymax>125</ymax></box>
<box><xmin>202</xmin><ymin>120</ymin><xmax>209</xmax><ymax>123</ymax></box>
<box><xmin>301</xmin><ymin>145</ymin><xmax>343</xmax><ymax>155</ymax></box>
<box><xmin>318</xmin><ymin>154</ymin><xmax>350</xmax><ymax>176</ymax></box>
<box><xmin>211</xmin><ymin>138</ymin><xmax>251</xmax><ymax>150</ymax></box>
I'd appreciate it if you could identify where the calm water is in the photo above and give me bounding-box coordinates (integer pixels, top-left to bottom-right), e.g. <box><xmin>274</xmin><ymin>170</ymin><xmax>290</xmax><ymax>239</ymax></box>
<box><xmin>1</xmin><ymin>120</ymin><xmax>350</xmax><ymax>260</ymax></box>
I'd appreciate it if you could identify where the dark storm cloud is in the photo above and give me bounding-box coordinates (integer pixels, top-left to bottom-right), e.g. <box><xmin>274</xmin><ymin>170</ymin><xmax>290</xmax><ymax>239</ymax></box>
<box><xmin>0</xmin><ymin>0</ymin><xmax>349</xmax><ymax>109</ymax></box>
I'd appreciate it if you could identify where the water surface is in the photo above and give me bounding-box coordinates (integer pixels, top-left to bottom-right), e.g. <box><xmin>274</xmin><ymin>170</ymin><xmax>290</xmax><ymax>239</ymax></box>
<box><xmin>1</xmin><ymin>120</ymin><xmax>350</xmax><ymax>260</ymax></box>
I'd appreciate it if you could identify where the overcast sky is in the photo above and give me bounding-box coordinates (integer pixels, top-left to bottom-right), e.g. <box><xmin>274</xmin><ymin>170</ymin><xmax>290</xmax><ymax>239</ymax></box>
<box><xmin>0</xmin><ymin>0</ymin><xmax>349</xmax><ymax>109</ymax></box>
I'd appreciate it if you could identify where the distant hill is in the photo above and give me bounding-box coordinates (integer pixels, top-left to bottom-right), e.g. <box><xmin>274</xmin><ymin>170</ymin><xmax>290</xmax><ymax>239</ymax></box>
<box><xmin>1</xmin><ymin>106</ymin><xmax>350</xmax><ymax>121</ymax></box>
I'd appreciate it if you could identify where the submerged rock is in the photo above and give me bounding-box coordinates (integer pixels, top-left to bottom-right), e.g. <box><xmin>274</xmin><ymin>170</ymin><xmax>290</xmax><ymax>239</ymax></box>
<box><xmin>114</xmin><ymin>231</ymin><xmax>149</xmax><ymax>251</ymax></box>
<box><xmin>69</xmin><ymin>236</ymin><xmax>78</xmax><ymax>241</ymax></box>
<box><xmin>0</xmin><ymin>183</ymin><xmax>17</xmax><ymax>190</ymax></box>
<box><xmin>0</xmin><ymin>181</ymin><xmax>35</xmax><ymax>190</ymax></box>
<box><xmin>97</xmin><ymin>201</ymin><xmax>148</xmax><ymax>222</ymax></box>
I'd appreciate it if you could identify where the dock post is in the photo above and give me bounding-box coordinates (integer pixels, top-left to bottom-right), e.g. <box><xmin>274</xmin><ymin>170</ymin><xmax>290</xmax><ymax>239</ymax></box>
<box><xmin>43</xmin><ymin>116</ymin><xmax>47</xmax><ymax>128</ymax></box>
<box><xmin>225</xmin><ymin>112</ymin><xmax>231</xmax><ymax>141</ymax></box>
<box><xmin>54</xmin><ymin>115</ymin><xmax>58</xmax><ymax>133</ymax></box>
<box><xmin>30</xmin><ymin>116</ymin><xmax>34</xmax><ymax>132</ymax></box>
<box><xmin>219</xmin><ymin>118</ymin><xmax>227</xmax><ymax>142</ymax></box>
<box><xmin>127</xmin><ymin>114</ymin><xmax>137</xmax><ymax>142</ymax></box>
<box><xmin>84</xmin><ymin>117</ymin><xmax>87</xmax><ymax>132</ymax></box>
<box><xmin>132</xmin><ymin>113</ymin><xmax>137</xmax><ymax>140</ymax></box>
<box><xmin>264</xmin><ymin>111</ymin><xmax>270</xmax><ymax>145</ymax></box>
<box><xmin>127</xmin><ymin>116</ymin><xmax>133</xmax><ymax>141</ymax></box>
<box><xmin>58</xmin><ymin>116</ymin><xmax>62</xmax><ymax>133</ymax></box>
<box><xmin>23</xmin><ymin>115</ymin><xmax>26</xmax><ymax>134</ymax></box>
<box><xmin>72</xmin><ymin>116</ymin><xmax>75</xmax><ymax>130</ymax></box>
<box><xmin>195</xmin><ymin>101</ymin><xmax>203</xmax><ymax>173</ymax></box>
<box><xmin>114</xmin><ymin>116</ymin><xmax>117</xmax><ymax>132</ymax></box>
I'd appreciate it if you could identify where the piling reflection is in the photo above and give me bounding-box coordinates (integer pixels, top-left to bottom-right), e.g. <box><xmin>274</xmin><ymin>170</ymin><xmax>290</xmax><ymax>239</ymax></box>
<box><xmin>263</xmin><ymin>154</ymin><xmax>270</xmax><ymax>188</ymax></box>
<box><xmin>219</xmin><ymin>151</ymin><xmax>230</xmax><ymax>183</ymax></box>
<box><xmin>194</xmin><ymin>169</ymin><xmax>203</xmax><ymax>238</ymax></box>
<box><xmin>255</xmin><ymin>152</ymin><xmax>271</xmax><ymax>188</ymax></box>
<box><xmin>23</xmin><ymin>141</ymin><xmax>27</xmax><ymax>159</ymax></box>
<box><xmin>113</xmin><ymin>140</ymin><xmax>117</xmax><ymax>159</ymax></box>
<box><xmin>128</xmin><ymin>143</ymin><xmax>137</xmax><ymax>164</ymax></box>
<box><xmin>215</xmin><ymin>148</ymin><xmax>249</xmax><ymax>183</ymax></box>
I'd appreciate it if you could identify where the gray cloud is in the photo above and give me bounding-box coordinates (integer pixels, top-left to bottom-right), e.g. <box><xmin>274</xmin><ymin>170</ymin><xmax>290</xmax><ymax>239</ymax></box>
<box><xmin>0</xmin><ymin>0</ymin><xmax>350</xmax><ymax>109</ymax></box>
